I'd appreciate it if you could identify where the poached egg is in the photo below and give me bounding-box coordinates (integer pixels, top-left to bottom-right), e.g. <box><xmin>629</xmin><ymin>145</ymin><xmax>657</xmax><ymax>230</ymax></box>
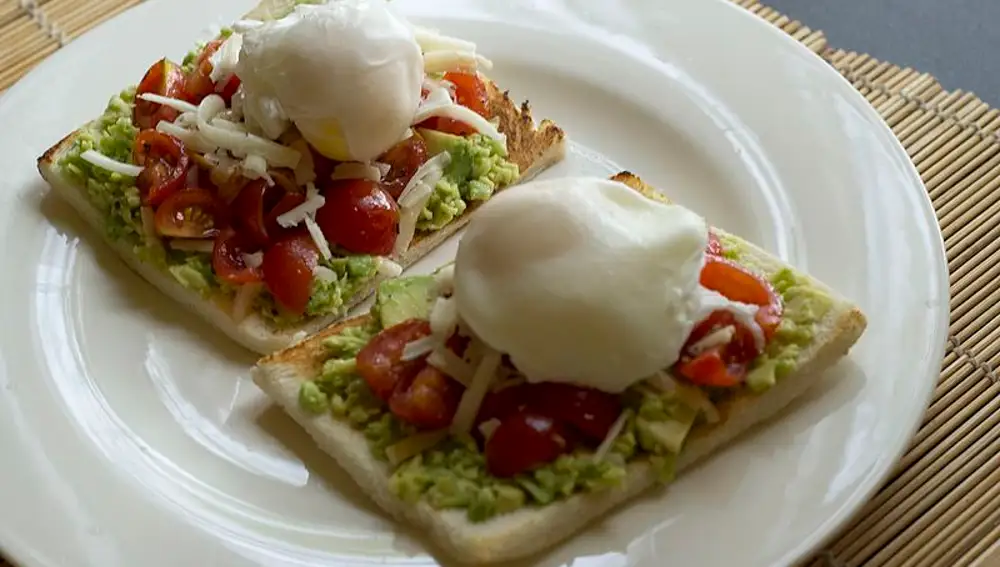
<box><xmin>237</xmin><ymin>0</ymin><xmax>423</xmax><ymax>162</ymax></box>
<box><xmin>453</xmin><ymin>177</ymin><xmax>711</xmax><ymax>393</ymax></box>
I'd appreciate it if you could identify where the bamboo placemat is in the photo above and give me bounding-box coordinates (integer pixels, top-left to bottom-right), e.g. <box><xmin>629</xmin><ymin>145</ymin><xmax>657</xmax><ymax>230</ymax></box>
<box><xmin>3</xmin><ymin>1</ymin><xmax>1000</xmax><ymax>566</ymax></box>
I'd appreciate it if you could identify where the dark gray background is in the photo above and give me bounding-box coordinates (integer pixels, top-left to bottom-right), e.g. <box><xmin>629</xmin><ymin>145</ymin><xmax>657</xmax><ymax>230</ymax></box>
<box><xmin>765</xmin><ymin>0</ymin><xmax>1000</xmax><ymax>107</ymax></box>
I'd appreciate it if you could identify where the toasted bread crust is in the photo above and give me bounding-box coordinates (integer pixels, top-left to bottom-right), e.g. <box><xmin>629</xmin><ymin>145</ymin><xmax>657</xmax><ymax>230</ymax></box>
<box><xmin>251</xmin><ymin>172</ymin><xmax>868</xmax><ymax>564</ymax></box>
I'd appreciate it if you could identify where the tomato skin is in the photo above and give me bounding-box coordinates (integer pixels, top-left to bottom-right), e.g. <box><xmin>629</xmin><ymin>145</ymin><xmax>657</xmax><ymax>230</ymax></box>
<box><xmin>389</xmin><ymin>365</ymin><xmax>463</xmax><ymax>430</ymax></box>
<box><xmin>315</xmin><ymin>179</ymin><xmax>399</xmax><ymax>256</ymax></box>
<box><xmin>231</xmin><ymin>180</ymin><xmax>277</xmax><ymax>248</ymax></box>
<box><xmin>212</xmin><ymin>228</ymin><xmax>263</xmax><ymax>285</ymax></box>
<box><xmin>528</xmin><ymin>384</ymin><xmax>622</xmax><ymax>443</ymax></box>
<box><xmin>184</xmin><ymin>38</ymin><xmax>241</xmax><ymax>105</ymax></box>
<box><xmin>445</xmin><ymin>72</ymin><xmax>489</xmax><ymax>117</ymax></box>
<box><xmin>261</xmin><ymin>232</ymin><xmax>319</xmax><ymax>315</ymax></box>
<box><xmin>134</xmin><ymin>59</ymin><xmax>186</xmax><ymax>129</ymax></box>
<box><xmin>378</xmin><ymin>136</ymin><xmax>429</xmax><ymax>199</ymax></box>
<box><xmin>154</xmin><ymin>188</ymin><xmax>225</xmax><ymax>239</ymax></box>
<box><xmin>485</xmin><ymin>413</ymin><xmax>574</xmax><ymax>478</ymax></box>
<box><xmin>676</xmin><ymin>348</ymin><xmax>746</xmax><ymax>388</ymax></box>
<box><xmin>133</xmin><ymin>130</ymin><xmax>191</xmax><ymax>206</ymax></box>
<box><xmin>264</xmin><ymin>193</ymin><xmax>307</xmax><ymax>242</ymax></box>
<box><xmin>356</xmin><ymin>320</ymin><xmax>434</xmax><ymax>402</ymax></box>
<box><xmin>700</xmin><ymin>256</ymin><xmax>783</xmax><ymax>341</ymax></box>
<box><xmin>476</xmin><ymin>384</ymin><xmax>533</xmax><ymax>426</ymax></box>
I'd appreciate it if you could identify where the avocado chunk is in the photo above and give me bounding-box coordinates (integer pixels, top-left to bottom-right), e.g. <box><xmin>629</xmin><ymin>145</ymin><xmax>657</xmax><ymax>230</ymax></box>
<box><xmin>375</xmin><ymin>276</ymin><xmax>437</xmax><ymax>328</ymax></box>
<box><xmin>418</xmin><ymin>128</ymin><xmax>467</xmax><ymax>157</ymax></box>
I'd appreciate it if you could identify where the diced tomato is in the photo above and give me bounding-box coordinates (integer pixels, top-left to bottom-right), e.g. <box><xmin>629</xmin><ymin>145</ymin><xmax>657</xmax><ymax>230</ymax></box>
<box><xmin>356</xmin><ymin>319</ymin><xmax>433</xmax><ymax>402</ymax></box>
<box><xmin>676</xmin><ymin>348</ymin><xmax>746</xmax><ymax>388</ymax></box>
<box><xmin>133</xmin><ymin>59</ymin><xmax>186</xmax><ymax>130</ymax></box>
<box><xmin>378</xmin><ymin>136</ymin><xmax>429</xmax><ymax>199</ymax></box>
<box><xmin>261</xmin><ymin>231</ymin><xmax>319</xmax><ymax>315</ymax></box>
<box><xmin>231</xmin><ymin>180</ymin><xmax>281</xmax><ymax>248</ymax></box>
<box><xmin>154</xmin><ymin>188</ymin><xmax>225</xmax><ymax>239</ymax></box>
<box><xmin>212</xmin><ymin>228</ymin><xmax>263</xmax><ymax>285</ymax></box>
<box><xmin>264</xmin><ymin>192</ymin><xmax>307</xmax><ymax>242</ymax></box>
<box><xmin>419</xmin><ymin>118</ymin><xmax>478</xmax><ymax>137</ymax></box>
<box><xmin>529</xmin><ymin>384</ymin><xmax>622</xmax><ymax>442</ymax></box>
<box><xmin>445</xmin><ymin>72</ymin><xmax>489</xmax><ymax>117</ymax></box>
<box><xmin>184</xmin><ymin>38</ymin><xmax>241</xmax><ymax>105</ymax></box>
<box><xmin>314</xmin><ymin>179</ymin><xmax>399</xmax><ymax>256</ymax></box>
<box><xmin>707</xmin><ymin>230</ymin><xmax>724</xmax><ymax>256</ymax></box>
<box><xmin>700</xmin><ymin>256</ymin><xmax>783</xmax><ymax>341</ymax></box>
<box><xmin>485</xmin><ymin>413</ymin><xmax>574</xmax><ymax>478</ymax></box>
<box><xmin>133</xmin><ymin>130</ymin><xmax>191</xmax><ymax>206</ymax></box>
<box><xmin>389</xmin><ymin>365</ymin><xmax>463</xmax><ymax>430</ymax></box>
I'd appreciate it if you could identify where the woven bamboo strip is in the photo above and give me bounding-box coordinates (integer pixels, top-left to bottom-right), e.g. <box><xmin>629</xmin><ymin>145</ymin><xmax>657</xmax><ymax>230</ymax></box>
<box><xmin>4</xmin><ymin>1</ymin><xmax>1000</xmax><ymax>566</ymax></box>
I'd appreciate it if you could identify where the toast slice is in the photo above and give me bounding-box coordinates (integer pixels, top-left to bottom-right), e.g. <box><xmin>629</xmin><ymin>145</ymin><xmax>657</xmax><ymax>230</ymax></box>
<box><xmin>36</xmin><ymin>1</ymin><xmax>566</xmax><ymax>355</ymax></box>
<box><xmin>250</xmin><ymin>172</ymin><xmax>868</xmax><ymax>564</ymax></box>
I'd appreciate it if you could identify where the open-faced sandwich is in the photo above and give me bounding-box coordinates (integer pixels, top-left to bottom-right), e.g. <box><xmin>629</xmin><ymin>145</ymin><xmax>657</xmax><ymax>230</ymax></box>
<box><xmin>251</xmin><ymin>172</ymin><xmax>868</xmax><ymax>563</ymax></box>
<box><xmin>36</xmin><ymin>0</ymin><xmax>565</xmax><ymax>354</ymax></box>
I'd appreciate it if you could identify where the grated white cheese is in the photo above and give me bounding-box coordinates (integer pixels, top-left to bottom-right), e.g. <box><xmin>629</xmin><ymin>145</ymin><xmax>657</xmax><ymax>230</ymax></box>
<box><xmin>168</xmin><ymin>239</ymin><xmax>215</xmax><ymax>254</ymax></box>
<box><xmin>376</xmin><ymin>257</ymin><xmax>404</xmax><ymax>279</ymax></box>
<box><xmin>592</xmin><ymin>410</ymin><xmax>632</xmax><ymax>463</ymax></box>
<box><xmin>688</xmin><ymin>325</ymin><xmax>736</xmax><ymax>356</ymax></box>
<box><xmin>136</xmin><ymin>93</ymin><xmax>199</xmax><ymax>115</ymax></box>
<box><xmin>313</xmin><ymin>265</ymin><xmax>338</xmax><ymax>282</ymax></box>
<box><xmin>427</xmin><ymin>346</ymin><xmax>475</xmax><ymax>387</ymax></box>
<box><xmin>478</xmin><ymin>419</ymin><xmax>501</xmax><ymax>442</ymax></box>
<box><xmin>197</xmin><ymin>94</ymin><xmax>301</xmax><ymax>169</ymax></box>
<box><xmin>209</xmin><ymin>32</ymin><xmax>243</xmax><ymax>84</ymax></box>
<box><xmin>80</xmin><ymin>150</ymin><xmax>143</xmax><ymax>177</ymax></box>
<box><xmin>289</xmin><ymin>139</ymin><xmax>316</xmax><ymax>186</ymax></box>
<box><xmin>412</xmin><ymin>103</ymin><xmax>505</xmax><ymax>144</ymax></box>
<box><xmin>429</xmin><ymin>296</ymin><xmax>459</xmax><ymax>341</ymax></box>
<box><xmin>434</xmin><ymin>264</ymin><xmax>455</xmax><ymax>296</ymax></box>
<box><xmin>331</xmin><ymin>162</ymin><xmax>383</xmax><ymax>182</ymax></box>
<box><xmin>401</xmin><ymin>335</ymin><xmax>439</xmax><ymax>362</ymax></box>
<box><xmin>398</xmin><ymin>152</ymin><xmax>451</xmax><ymax>204</ymax></box>
<box><xmin>423</xmin><ymin>50</ymin><xmax>493</xmax><ymax>74</ymax></box>
<box><xmin>241</xmin><ymin>154</ymin><xmax>274</xmax><ymax>185</ymax></box>
<box><xmin>276</xmin><ymin>189</ymin><xmax>326</xmax><ymax>228</ymax></box>
<box><xmin>385</xmin><ymin>430</ymin><xmax>449</xmax><ymax>467</ymax></box>
<box><xmin>304</xmin><ymin>215</ymin><xmax>332</xmax><ymax>261</ymax></box>
<box><xmin>232</xmin><ymin>282</ymin><xmax>263</xmax><ymax>324</ymax></box>
<box><xmin>449</xmin><ymin>350</ymin><xmax>502</xmax><ymax>436</ymax></box>
<box><xmin>242</xmin><ymin>252</ymin><xmax>264</xmax><ymax>269</ymax></box>
<box><xmin>156</xmin><ymin>120</ymin><xmax>218</xmax><ymax>154</ymax></box>
<box><xmin>394</xmin><ymin>182</ymin><xmax>434</xmax><ymax>258</ymax></box>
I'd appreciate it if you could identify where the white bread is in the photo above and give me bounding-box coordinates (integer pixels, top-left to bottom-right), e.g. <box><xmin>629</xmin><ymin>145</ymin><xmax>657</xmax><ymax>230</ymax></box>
<box><xmin>35</xmin><ymin>24</ymin><xmax>566</xmax><ymax>355</ymax></box>
<box><xmin>250</xmin><ymin>172</ymin><xmax>868</xmax><ymax>564</ymax></box>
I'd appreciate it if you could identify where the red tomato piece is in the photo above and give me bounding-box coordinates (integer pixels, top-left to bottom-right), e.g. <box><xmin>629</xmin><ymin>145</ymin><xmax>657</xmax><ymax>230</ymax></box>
<box><xmin>134</xmin><ymin>58</ymin><xmax>187</xmax><ymax>130</ymax></box>
<box><xmin>154</xmin><ymin>188</ymin><xmax>225</xmax><ymax>239</ymax></box>
<box><xmin>231</xmin><ymin>180</ymin><xmax>279</xmax><ymax>248</ymax></box>
<box><xmin>184</xmin><ymin>38</ymin><xmax>242</xmax><ymax>105</ymax></box>
<box><xmin>700</xmin><ymin>256</ymin><xmax>783</xmax><ymax>341</ymax></box>
<box><xmin>389</xmin><ymin>365</ymin><xmax>463</xmax><ymax>430</ymax></box>
<box><xmin>445</xmin><ymin>72</ymin><xmax>489</xmax><ymax>117</ymax></box>
<box><xmin>706</xmin><ymin>230</ymin><xmax>724</xmax><ymax>256</ymax></box>
<box><xmin>356</xmin><ymin>320</ymin><xmax>434</xmax><ymax>402</ymax></box>
<box><xmin>418</xmin><ymin>118</ymin><xmax>477</xmax><ymax>137</ymax></box>
<box><xmin>676</xmin><ymin>348</ymin><xmax>746</xmax><ymax>388</ymax></box>
<box><xmin>529</xmin><ymin>383</ymin><xmax>623</xmax><ymax>443</ymax></box>
<box><xmin>485</xmin><ymin>413</ymin><xmax>574</xmax><ymax>478</ymax></box>
<box><xmin>261</xmin><ymin>231</ymin><xmax>319</xmax><ymax>315</ymax></box>
<box><xmin>476</xmin><ymin>384</ymin><xmax>533</xmax><ymax>427</ymax></box>
<box><xmin>264</xmin><ymin>193</ymin><xmax>307</xmax><ymax>242</ymax></box>
<box><xmin>212</xmin><ymin>228</ymin><xmax>263</xmax><ymax>285</ymax></box>
<box><xmin>378</xmin><ymin>136</ymin><xmax>430</xmax><ymax>199</ymax></box>
<box><xmin>133</xmin><ymin>130</ymin><xmax>191</xmax><ymax>206</ymax></box>
<box><xmin>315</xmin><ymin>179</ymin><xmax>399</xmax><ymax>256</ymax></box>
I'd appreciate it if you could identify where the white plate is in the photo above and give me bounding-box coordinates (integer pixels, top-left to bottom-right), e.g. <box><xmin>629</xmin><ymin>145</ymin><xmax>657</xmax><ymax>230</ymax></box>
<box><xmin>0</xmin><ymin>0</ymin><xmax>947</xmax><ymax>566</ymax></box>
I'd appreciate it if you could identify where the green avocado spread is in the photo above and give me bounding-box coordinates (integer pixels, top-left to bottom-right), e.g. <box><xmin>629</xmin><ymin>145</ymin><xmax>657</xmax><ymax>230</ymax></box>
<box><xmin>56</xmin><ymin>37</ymin><xmax>520</xmax><ymax>326</ymax></box>
<box><xmin>296</xmin><ymin>246</ymin><xmax>835</xmax><ymax>523</ymax></box>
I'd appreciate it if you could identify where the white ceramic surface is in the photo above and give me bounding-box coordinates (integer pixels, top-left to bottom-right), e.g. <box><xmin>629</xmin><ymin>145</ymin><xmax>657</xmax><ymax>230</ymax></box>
<box><xmin>0</xmin><ymin>0</ymin><xmax>947</xmax><ymax>566</ymax></box>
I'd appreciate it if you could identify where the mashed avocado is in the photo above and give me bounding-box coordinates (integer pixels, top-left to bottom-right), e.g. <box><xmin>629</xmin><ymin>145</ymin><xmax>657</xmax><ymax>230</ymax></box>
<box><xmin>257</xmin><ymin>255</ymin><xmax>379</xmax><ymax>327</ymax></box>
<box><xmin>417</xmin><ymin>130</ymin><xmax>519</xmax><ymax>231</ymax></box>
<box><xmin>296</xmin><ymin>254</ymin><xmax>836</xmax><ymax>522</ymax></box>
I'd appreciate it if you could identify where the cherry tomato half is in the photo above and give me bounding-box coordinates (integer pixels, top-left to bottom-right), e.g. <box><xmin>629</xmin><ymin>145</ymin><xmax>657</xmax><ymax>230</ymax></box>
<box><xmin>231</xmin><ymin>180</ymin><xmax>281</xmax><ymax>248</ymax></box>
<box><xmin>184</xmin><ymin>38</ymin><xmax>241</xmax><ymax>105</ymax></box>
<box><xmin>485</xmin><ymin>412</ymin><xmax>574</xmax><ymax>478</ymax></box>
<box><xmin>133</xmin><ymin>130</ymin><xmax>191</xmax><ymax>206</ymax></box>
<box><xmin>315</xmin><ymin>179</ymin><xmax>399</xmax><ymax>256</ymax></box>
<box><xmin>417</xmin><ymin>72</ymin><xmax>490</xmax><ymax>136</ymax></box>
<box><xmin>263</xmin><ymin>192</ymin><xmax>307</xmax><ymax>242</ymax></box>
<box><xmin>154</xmin><ymin>188</ymin><xmax>224</xmax><ymax>239</ymax></box>
<box><xmin>676</xmin><ymin>347</ymin><xmax>747</xmax><ymax>388</ymax></box>
<box><xmin>212</xmin><ymin>228</ymin><xmax>263</xmax><ymax>285</ymax></box>
<box><xmin>389</xmin><ymin>365</ymin><xmax>463</xmax><ymax>430</ymax></box>
<box><xmin>356</xmin><ymin>319</ymin><xmax>434</xmax><ymax>402</ymax></box>
<box><xmin>528</xmin><ymin>384</ymin><xmax>622</xmax><ymax>443</ymax></box>
<box><xmin>134</xmin><ymin>58</ymin><xmax>186</xmax><ymax>130</ymax></box>
<box><xmin>261</xmin><ymin>231</ymin><xmax>319</xmax><ymax>315</ymax></box>
<box><xmin>378</xmin><ymin>136</ymin><xmax>430</xmax><ymax>199</ymax></box>
<box><xmin>700</xmin><ymin>256</ymin><xmax>783</xmax><ymax>341</ymax></box>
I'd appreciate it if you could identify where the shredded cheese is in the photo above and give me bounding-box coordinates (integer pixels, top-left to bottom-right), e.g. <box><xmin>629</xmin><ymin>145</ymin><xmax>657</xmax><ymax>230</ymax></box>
<box><xmin>478</xmin><ymin>419</ymin><xmax>501</xmax><ymax>442</ymax></box>
<box><xmin>304</xmin><ymin>216</ymin><xmax>332</xmax><ymax>261</ymax></box>
<box><xmin>289</xmin><ymin>139</ymin><xmax>316</xmax><ymax>186</ymax></box>
<box><xmin>313</xmin><ymin>265</ymin><xmax>338</xmax><ymax>282</ymax></box>
<box><xmin>427</xmin><ymin>346</ymin><xmax>474</xmax><ymax>387</ymax></box>
<box><xmin>136</xmin><ymin>93</ymin><xmax>199</xmax><ymax>114</ymax></box>
<box><xmin>80</xmin><ymin>150</ymin><xmax>143</xmax><ymax>177</ymax></box>
<box><xmin>434</xmin><ymin>264</ymin><xmax>455</xmax><ymax>296</ymax></box>
<box><xmin>423</xmin><ymin>51</ymin><xmax>493</xmax><ymax>74</ymax></box>
<box><xmin>168</xmin><ymin>239</ymin><xmax>215</xmax><ymax>254</ymax></box>
<box><xmin>491</xmin><ymin>376</ymin><xmax>526</xmax><ymax>393</ymax></box>
<box><xmin>242</xmin><ymin>252</ymin><xmax>264</xmax><ymax>269</ymax></box>
<box><xmin>393</xmin><ymin>152</ymin><xmax>450</xmax><ymax>256</ymax></box>
<box><xmin>429</xmin><ymin>296</ymin><xmax>459</xmax><ymax>341</ymax></box>
<box><xmin>688</xmin><ymin>326</ymin><xmax>736</xmax><ymax>356</ymax></box>
<box><xmin>401</xmin><ymin>335</ymin><xmax>439</xmax><ymax>362</ymax></box>
<box><xmin>276</xmin><ymin>190</ymin><xmax>326</xmax><ymax>228</ymax></box>
<box><xmin>241</xmin><ymin>154</ymin><xmax>274</xmax><ymax>185</ymax></box>
<box><xmin>412</xmin><ymin>26</ymin><xmax>477</xmax><ymax>53</ymax></box>
<box><xmin>376</xmin><ymin>257</ymin><xmax>403</xmax><ymax>279</ymax></box>
<box><xmin>412</xmin><ymin>103</ymin><xmax>505</xmax><ymax>144</ymax></box>
<box><xmin>197</xmin><ymin>95</ymin><xmax>302</xmax><ymax>169</ymax></box>
<box><xmin>232</xmin><ymin>282</ymin><xmax>263</xmax><ymax>323</ymax></box>
<box><xmin>449</xmin><ymin>350</ymin><xmax>502</xmax><ymax>436</ymax></box>
<box><xmin>592</xmin><ymin>410</ymin><xmax>632</xmax><ymax>463</ymax></box>
<box><xmin>385</xmin><ymin>430</ymin><xmax>449</xmax><ymax>467</ymax></box>
<box><xmin>331</xmin><ymin>162</ymin><xmax>383</xmax><ymax>182</ymax></box>
<box><xmin>156</xmin><ymin>120</ymin><xmax>218</xmax><ymax>153</ymax></box>
<box><xmin>209</xmin><ymin>33</ymin><xmax>243</xmax><ymax>84</ymax></box>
